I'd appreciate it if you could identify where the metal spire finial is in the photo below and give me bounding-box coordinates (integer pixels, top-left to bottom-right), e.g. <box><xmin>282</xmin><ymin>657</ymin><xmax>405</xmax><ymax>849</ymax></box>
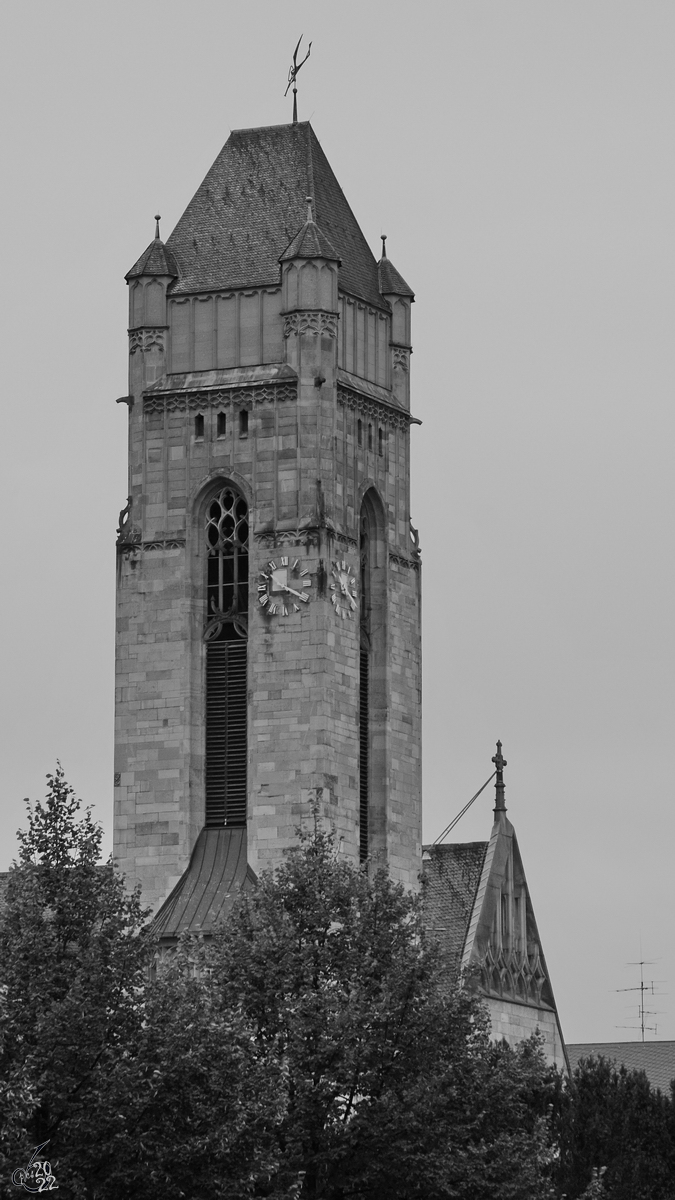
<box><xmin>154</xmin><ymin>214</ymin><xmax>161</xmax><ymax>240</ymax></box>
<box><xmin>306</xmin><ymin>195</ymin><xmax>314</xmax><ymax>223</ymax></box>
<box><xmin>381</xmin><ymin>234</ymin><xmax>387</xmax><ymax>259</ymax></box>
<box><xmin>285</xmin><ymin>35</ymin><xmax>312</xmax><ymax>124</ymax></box>
<box><xmin>492</xmin><ymin>740</ymin><xmax>507</xmax><ymax>813</ymax></box>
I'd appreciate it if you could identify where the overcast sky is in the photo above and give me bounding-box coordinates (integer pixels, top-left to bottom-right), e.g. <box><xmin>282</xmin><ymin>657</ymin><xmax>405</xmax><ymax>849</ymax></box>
<box><xmin>1</xmin><ymin>0</ymin><xmax>673</xmax><ymax>1045</ymax></box>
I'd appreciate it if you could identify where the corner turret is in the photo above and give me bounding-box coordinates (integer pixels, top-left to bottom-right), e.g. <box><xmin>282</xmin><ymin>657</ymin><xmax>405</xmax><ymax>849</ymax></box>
<box><xmin>377</xmin><ymin>235</ymin><xmax>414</xmax><ymax>409</ymax></box>
<box><xmin>125</xmin><ymin>216</ymin><xmax>178</xmax><ymax>394</ymax></box>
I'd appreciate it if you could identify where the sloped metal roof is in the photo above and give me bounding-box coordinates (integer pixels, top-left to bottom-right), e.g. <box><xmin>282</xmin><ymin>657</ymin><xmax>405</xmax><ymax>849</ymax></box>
<box><xmin>148</xmin><ymin>826</ymin><xmax>257</xmax><ymax>941</ymax></box>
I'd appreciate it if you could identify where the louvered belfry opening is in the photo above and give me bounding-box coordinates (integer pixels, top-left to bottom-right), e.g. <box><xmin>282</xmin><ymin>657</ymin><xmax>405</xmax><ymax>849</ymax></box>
<box><xmin>204</xmin><ymin>485</ymin><xmax>249</xmax><ymax>827</ymax></box>
<box><xmin>359</xmin><ymin>645</ymin><xmax>370</xmax><ymax>863</ymax></box>
<box><xmin>359</xmin><ymin>508</ymin><xmax>371</xmax><ymax>863</ymax></box>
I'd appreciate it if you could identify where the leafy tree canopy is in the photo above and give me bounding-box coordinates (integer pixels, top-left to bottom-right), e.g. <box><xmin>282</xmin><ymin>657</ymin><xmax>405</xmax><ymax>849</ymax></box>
<box><xmin>2</xmin><ymin>775</ymin><xmax>563</xmax><ymax>1199</ymax></box>
<box><xmin>0</xmin><ymin>766</ymin><xmax>149</xmax><ymax>1193</ymax></box>
<box><xmin>553</xmin><ymin>1054</ymin><xmax>675</xmax><ymax>1199</ymax></box>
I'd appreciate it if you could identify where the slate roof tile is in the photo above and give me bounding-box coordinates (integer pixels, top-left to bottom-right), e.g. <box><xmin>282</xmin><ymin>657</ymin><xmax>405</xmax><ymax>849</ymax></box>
<box><xmin>126</xmin><ymin>237</ymin><xmax>178</xmax><ymax>280</ymax></box>
<box><xmin>566</xmin><ymin>1041</ymin><xmax>675</xmax><ymax>1094</ymax></box>
<box><xmin>280</xmin><ymin>217</ymin><xmax>340</xmax><ymax>263</ymax></box>
<box><xmin>378</xmin><ymin>255</ymin><xmax>414</xmax><ymax>298</ymax></box>
<box><xmin>422</xmin><ymin>841</ymin><xmax>487</xmax><ymax>975</ymax></box>
<box><xmin>162</xmin><ymin>122</ymin><xmax>384</xmax><ymax>307</ymax></box>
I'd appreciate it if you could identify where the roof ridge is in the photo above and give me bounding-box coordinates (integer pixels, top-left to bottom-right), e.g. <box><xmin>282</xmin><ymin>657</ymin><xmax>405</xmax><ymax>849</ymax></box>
<box><xmin>306</xmin><ymin>123</ymin><xmax>316</xmax><ymax>220</ymax></box>
<box><xmin>229</xmin><ymin>120</ymin><xmax>311</xmax><ymax>136</ymax></box>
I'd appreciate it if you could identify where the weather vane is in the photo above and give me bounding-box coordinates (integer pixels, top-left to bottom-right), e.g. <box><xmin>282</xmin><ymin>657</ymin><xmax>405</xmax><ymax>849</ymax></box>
<box><xmin>285</xmin><ymin>35</ymin><xmax>312</xmax><ymax>124</ymax></box>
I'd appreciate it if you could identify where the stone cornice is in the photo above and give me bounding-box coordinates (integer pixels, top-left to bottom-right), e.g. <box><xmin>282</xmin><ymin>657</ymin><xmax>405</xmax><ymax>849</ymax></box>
<box><xmin>337</xmin><ymin>382</ymin><xmax>420</xmax><ymax>429</ymax></box>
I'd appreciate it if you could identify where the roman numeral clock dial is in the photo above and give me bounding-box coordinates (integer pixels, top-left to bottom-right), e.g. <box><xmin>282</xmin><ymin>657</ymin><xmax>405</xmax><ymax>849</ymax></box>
<box><xmin>330</xmin><ymin>559</ymin><xmax>358</xmax><ymax>619</ymax></box>
<box><xmin>258</xmin><ymin>557</ymin><xmax>312</xmax><ymax>617</ymax></box>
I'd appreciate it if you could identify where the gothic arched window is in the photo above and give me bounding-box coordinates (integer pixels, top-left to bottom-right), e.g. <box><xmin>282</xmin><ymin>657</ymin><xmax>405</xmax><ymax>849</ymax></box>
<box><xmin>203</xmin><ymin>485</ymin><xmax>249</xmax><ymax>827</ymax></box>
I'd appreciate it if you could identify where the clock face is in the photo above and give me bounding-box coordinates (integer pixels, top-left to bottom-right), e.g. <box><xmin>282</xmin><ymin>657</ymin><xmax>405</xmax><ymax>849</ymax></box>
<box><xmin>330</xmin><ymin>559</ymin><xmax>358</xmax><ymax>619</ymax></box>
<box><xmin>258</xmin><ymin>556</ymin><xmax>312</xmax><ymax>617</ymax></box>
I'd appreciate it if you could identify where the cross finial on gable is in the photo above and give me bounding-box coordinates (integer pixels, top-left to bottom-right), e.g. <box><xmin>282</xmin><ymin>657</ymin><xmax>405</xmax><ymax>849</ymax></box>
<box><xmin>492</xmin><ymin>740</ymin><xmax>507</xmax><ymax>813</ymax></box>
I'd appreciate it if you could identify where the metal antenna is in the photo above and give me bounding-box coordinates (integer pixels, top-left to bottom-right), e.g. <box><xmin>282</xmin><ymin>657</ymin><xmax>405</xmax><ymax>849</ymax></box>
<box><xmin>285</xmin><ymin>35</ymin><xmax>312</xmax><ymax>124</ymax></box>
<box><xmin>615</xmin><ymin>959</ymin><xmax>665</xmax><ymax>1042</ymax></box>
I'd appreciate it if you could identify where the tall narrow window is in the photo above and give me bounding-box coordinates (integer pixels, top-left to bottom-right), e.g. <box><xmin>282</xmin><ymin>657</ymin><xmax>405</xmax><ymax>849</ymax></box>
<box><xmin>239</xmin><ymin>409</ymin><xmax>248</xmax><ymax>438</ymax></box>
<box><xmin>359</xmin><ymin>509</ymin><xmax>371</xmax><ymax>863</ymax></box>
<box><xmin>204</xmin><ymin>486</ymin><xmax>249</xmax><ymax>827</ymax></box>
<box><xmin>368</xmin><ymin>423</ymin><xmax>373</xmax><ymax>452</ymax></box>
<box><xmin>359</xmin><ymin>489</ymin><xmax>387</xmax><ymax>867</ymax></box>
<box><xmin>378</xmin><ymin>428</ymin><xmax>384</xmax><ymax>457</ymax></box>
<box><xmin>195</xmin><ymin>413</ymin><xmax>205</xmax><ymax>439</ymax></box>
<box><xmin>217</xmin><ymin>411</ymin><xmax>226</xmax><ymax>438</ymax></box>
<box><xmin>357</xmin><ymin>418</ymin><xmax>363</xmax><ymax>446</ymax></box>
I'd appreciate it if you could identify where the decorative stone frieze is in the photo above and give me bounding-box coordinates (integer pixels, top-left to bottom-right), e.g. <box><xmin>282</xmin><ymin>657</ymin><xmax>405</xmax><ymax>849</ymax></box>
<box><xmin>142</xmin><ymin>539</ymin><xmax>186</xmax><ymax>552</ymax></box>
<box><xmin>392</xmin><ymin>345</ymin><xmax>411</xmax><ymax>372</ymax></box>
<box><xmin>389</xmin><ymin>553</ymin><xmax>421</xmax><ymax>572</ymax></box>
<box><xmin>253</xmin><ymin>527</ymin><xmax>358</xmax><ymax>551</ymax></box>
<box><xmin>129</xmin><ymin>328</ymin><xmax>167</xmax><ymax>354</ymax></box>
<box><xmin>337</xmin><ymin>384</ymin><xmax>413</xmax><ymax>430</ymax></box>
<box><xmin>143</xmin><ymin>382</ymin><xmax>297</xmax><ymax>415</ymax></box>
<box><xmin>480</xmin><ymin>943</ymin><xmax>548</xmax><ymax>1007</ymax></box>
<box><xmin>283</xmin><ymin>311</ymin><xmax>339</xmax><ymax>339</ymax></box>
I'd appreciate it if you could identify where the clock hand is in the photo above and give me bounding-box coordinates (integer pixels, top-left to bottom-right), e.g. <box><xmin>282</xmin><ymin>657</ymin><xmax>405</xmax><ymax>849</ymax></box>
<box><xmin>280</xmin><ymin>583</ymin><xmax>309</xmax><ymax>601</ymax></box>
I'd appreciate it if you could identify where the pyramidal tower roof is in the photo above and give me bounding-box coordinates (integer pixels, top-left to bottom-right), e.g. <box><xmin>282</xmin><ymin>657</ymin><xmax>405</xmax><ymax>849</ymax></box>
<box><xmin>378</xmin><ymin>235</ymin><xmax>414</xmax><ymax>298</ymax></box>
<box><xmin>126</xmin><ymin>218</ymin><xmax>178</xmax><ymax>280</ymax></box>
<box><xmin>163</xmin><ymin>122</ymin><xmax>383</xmax><ymax>306</ymax></box>
<box><xmin>280</xmin><ymin>197</ymin><xmax>340</xmax><ymax>263</ymax></box>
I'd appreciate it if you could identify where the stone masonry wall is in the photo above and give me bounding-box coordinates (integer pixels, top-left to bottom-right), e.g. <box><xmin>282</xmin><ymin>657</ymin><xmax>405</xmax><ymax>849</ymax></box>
<box><xmin>114</xmin><ymin>281</ymin><xmax>422</xmax><ymax>910</ymax></box>
<box><xmin>487</xmin><ymin>997</ymin><xmax>567</xmax><ymax>1070</ymax></box>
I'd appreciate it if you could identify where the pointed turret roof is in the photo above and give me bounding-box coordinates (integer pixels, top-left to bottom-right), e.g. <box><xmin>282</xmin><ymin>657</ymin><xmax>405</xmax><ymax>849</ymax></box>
<box><xmin>126</xmin><ymin>221</ymin><xmax>178</xmax><ymax>281</ymax></box>
<box><xmin>163</xmin><ymin>122</ymin><xmax>383</xmax><ymax>306</ymax></box>
<box><xmin>378</xmin><ymin>241</ymin><xmax>414</xmax><ymax>298</ymax></box>
<box><xmin>280</xmin><ymin>198</ymin><xmax>340</xmax><ymax>263</ymax></box>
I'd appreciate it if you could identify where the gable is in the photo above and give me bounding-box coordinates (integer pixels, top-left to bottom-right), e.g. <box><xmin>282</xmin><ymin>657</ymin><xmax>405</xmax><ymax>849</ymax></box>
<box><xmin>462</xmin><ymin>814</ymin><xmax>556</xmax><ymax>1011</ymax></box>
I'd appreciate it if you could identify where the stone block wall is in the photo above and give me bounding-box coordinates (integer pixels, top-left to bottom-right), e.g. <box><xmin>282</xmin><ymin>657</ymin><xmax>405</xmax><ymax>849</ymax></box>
<box><xmin>114</xmin><ymin>282</ymin><xmax>422</xmax><ymax>910</ymax></box>
<box><xmin>486</xmin><ymin>996</ymin><xmax>568</xmax><ymax>1070</ymax></box>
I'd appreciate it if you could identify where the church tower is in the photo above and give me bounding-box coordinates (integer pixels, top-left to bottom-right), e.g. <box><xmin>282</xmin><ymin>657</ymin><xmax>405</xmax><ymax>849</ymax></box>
<box><xmin>114</xmin><ymin>122</ymin><xmax>421</xmax><ymax>915</ymax></box>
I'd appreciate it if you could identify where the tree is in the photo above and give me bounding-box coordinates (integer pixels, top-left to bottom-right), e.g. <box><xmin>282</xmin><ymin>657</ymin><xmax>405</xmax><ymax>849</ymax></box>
<box><xmin>553</xmin><ymin>1055</ymin><xmax>675</xmax><ymax>1199</ymax></box>
<box><xmin>2</xmin><ymin>785</ymin><xmax>560</xmax><ymax>1198</ymax></box>
<box><xmin>197</xmin><ymin>823</ymin><xmax>559</xmax><ymax>1199</ymax></box>
<box><xmin>0</xmin><ymin>766</ymin><xmax>149</xmax><ymax>1195</ymax></box>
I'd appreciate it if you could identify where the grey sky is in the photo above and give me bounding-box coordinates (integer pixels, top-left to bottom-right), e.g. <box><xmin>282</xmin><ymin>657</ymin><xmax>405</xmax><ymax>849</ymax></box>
<box><xmin>1</xmin><ymin>0</ymin><xmax>673</xmax><ymax>1044</ymax></box>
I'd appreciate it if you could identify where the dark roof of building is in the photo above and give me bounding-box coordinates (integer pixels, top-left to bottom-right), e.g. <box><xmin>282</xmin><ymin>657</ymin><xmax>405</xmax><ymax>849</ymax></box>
<box><xmin>422</xmin><ymin>841</ymin><xmax>488</xmax><ymax>970</ymax></box>
<box><xmin>378</xmin><ymin>255</ymin><xmax>414</xmax><ymax>298</ymax></box>
<box><xmin>148</xmin><ymin>827</ymin><xmax>257</xmax><ymax>941</ymax></box>
<box><xmin>126</xmin><ymin>236</ymin><xmax>178</xmax><ymax>281</ymax></box>
<box><xmin>161</xmin><ymin>122</ymin><xmax>385</xmax><ymax>307</ymax></box>
<box><xmin>567</xmin><ymin>1042</ymin><xmax>675</xmax><ymax>1093</ymax></box>
<box><xmin>280</xmin><ymin>216</ymin><xmax>340</xmax><ymax>263</ymax></box>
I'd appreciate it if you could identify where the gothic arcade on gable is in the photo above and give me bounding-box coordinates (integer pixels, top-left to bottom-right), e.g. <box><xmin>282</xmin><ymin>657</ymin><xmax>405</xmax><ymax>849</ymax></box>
<box><xmin>114</xmin><ymin>122</ymin><xmax>422</xmax><ymax>914</ymax></box>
